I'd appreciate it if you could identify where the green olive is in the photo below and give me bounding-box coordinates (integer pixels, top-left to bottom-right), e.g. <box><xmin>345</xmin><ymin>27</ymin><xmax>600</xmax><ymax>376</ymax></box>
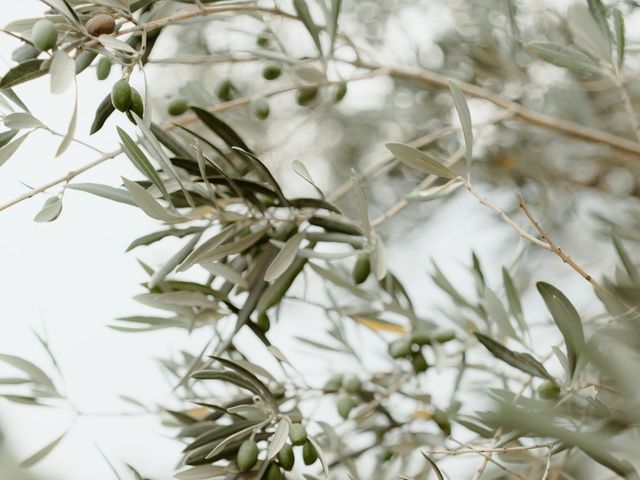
<box><xmin>111</xmin><ymin>79</ymin><xmax>133</xmax><ymax>112</ymax></box>
<box><xmin>32</xmin><ymin>19</ymin><xmax>58</xmax><ymax>51</ymax></box>
<box><xmin>538</xmin><ymin>381</ymin><xmax>561</xmax><ymax>400</ymax></box>
<box><xmin>256</xmin><ymin>30</ymin><xmax>270</xmax><ymax>48</ymax></box>
<box><xmin>302</xmin><ymin>440</ymin><xmax>318</xmax><ymax>465</ymax></box>
<box><xmin>335</xmin><ymin>83</ymin><xmax>347</xmax><ymax>102</ymax></box>
<box><xmin>252</xmin><ymin>98</ymin><xmax>270</xmax><ymax>120</ymax></box>
<box><xmin>237</xmin><ymin>439</ymin><xmax>259</xmax><ymax>472</ymax></box>
<box><xmin>217</xmin><ymin>79</ymin><xmax>234</xmax><ymax>102</ymax></box>
<box><xmin>288</xmin><ymin>423</ymin><xmax>307</xmax><ymax>446</ymax></box>
<box><xmin>276</xmin><ymin>443</ymin><xmax>294</xmax><ymax>471</ymax></box>
<box><xmin>129</xmin><ymin>88</ymin><xmax>144</xmax><ymax>119</ymax></box>
<box><xmin>336</xmin><ymin>394</ymin><xmax>356</xmax><ymax>419</ymax></box>
<box><xmin>352</xmin><ymin>255</ymin><xmax>371</xmax><ymax>284</ymax></box>
<box><xmin>411</xmin><ymin>331</ymin><xmax>431</xmax><ymax>346</ymax></box>
<box><xmin>262</xmin><ymin>62</ymin><xmax>282</xmax><ymax>80</ymax></box>
<box><xmin>434</xmin><ymin>329</ymin><xmax>456</xmax><ymax>343</ymax></box>
<box><xmin>167</xmin><ymin>98</ymin><xmax>189</xmax><ymax>116</ymax></box>
<box><xmin>323</xmin><ymin>374</ymin><xmax>343</xmax><ymax>392</ymax></box>
<box><xmin>262</xmin><ymin>463</ymin><xmax>282</xmax><ymax>480</ymax></box>
<box><xmin>256</xmin><ymin>311</ymin><xmax>271</xmax><ymax>332</ymax></box>
<box><xmin>296</xmin><ymin>87</ymin><xmax>318</xmax><ymax>106</ymax></box>
<box><xmin>412</xmin><ymin>352</ymin><xmax>429</xmax><ymax>373</ymax></box>
<box><xmin>389</xmin><ymin>338</ymin><xmax>412</xmax><ymax>358</ymax></box>
<box><xmin>378</xmin><ymin>447</ymin><xmax>394</xmax><ymax>462</ymax></box>
<box><xmin>342</xmin><ymin>375</ymin><xmax>362</xmax><ymax>394</ymax></box>
<box><xmin>96</xmin><ymin>57</ymin><xmax>112</xmax><ymax>81</ymax></box>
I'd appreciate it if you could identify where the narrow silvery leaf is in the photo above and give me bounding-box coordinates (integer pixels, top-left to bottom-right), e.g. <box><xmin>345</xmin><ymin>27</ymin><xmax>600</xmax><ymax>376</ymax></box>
<box><xmin>67</xmin><ymin>183</ymin><xmax>136</xmax><ymax>206</ymax></box>
<box><xmin>502</xmin><ymin>267</ymin><xmax>526</xmax><ymax>334</ymax></box>
<box><xmin>0</xmin><ymin>133</ymin><xmax>28</xmax><ymax>166</ymax></box>
<box><xmin>292</xmin><ymin>159</ymin><xmax>323</xmax><ymax>197</ymax></box>
<box><xmin>613</xmin><ymin>9</ymin><xmax>625</xmax><ymax>70</ymax></box>
<box><xmin>99</xmin><ymin>35</ymin><xmax>138</xmax><ymax>54</ymax></box>
<box><xmin>42</xmin><ymin>0</ymin><xmax>80</xmax><ymax>25</ymax></box>
<box><xmin>408</xmin><ymin>178</ymin><xmax>462</xmax><ymax>202</ymax></box>
<box><xmin>149</xmin><ymin>233</ymin><xmax>201</xmax><ymax>287</ymax></box>
<box><xmin>121</xmin><ymin>177</ymin><xmax>186</xmax><ymax>224</ymax></box>
<box><xmin>352</xmin><ymin>175</ymin><xmax>371</xmax><ymax>239</ymax></box>
<box><xmin>567</xmin><ymin>4</ymin><xmax>610</xmax><ymax>61</ymax></box>
<box><xmin>328</xmin><ymin>0</ymin><xmax>342</xmax><ymax>55</ymax></box>
<box><xmin>34</xmin><ymin>196</ymin><xmax>63</xmax><ymax>223</ymax></box>
<box><xmin>20</xmin><ymin>431</ymin><xmax>67</xmax><ymax>468</ymax></box>
<box><xmin>56</xmin><ymin>85</ymin><xmax>78</xmax><ymax>157</ymax></box>
<box><xmin>201</xmin><ymin>262</ymin><xmax>248</xmax><ymax>288</ymax></box>
<box><xmin>4</xmin><ymin>112</ymin><xmax>44</xmax><ymax>130</ymax></box>
<box><xmin>527</xmin><ymin>41</ymin><xmax>602</xmax><ymax>75</ymax></box>
<box><xmin>0</xmin><ymin>354</ymin><xmax>57</xmax><ymax>393</ymax></box>
<box><xmin>117</xmin><ymin>127</ymin><xmax>168</xmax><ymax>197</ymax></box>
<box><xmin>385</xmin><ymin>143</ymin><xmax>457</xmax><ymax>179</ymax></box>
<box><xmin>372</xmin><ymin>234</ymin><xmax>387</xmax><ymax>280</ymax></box>
<box><xmin>175</xmin><ymin>466</ymin><xmax>228</xmax><ymax>480</ymax></box>
<box><xmin>50</xmin><ymin>49</ymin><xmax>75</xmax><ymax>94</ymax></box>
<box><xmin>294</xmin><ymin>0</ymin><xmax>323</xmax><ymax>56</ymax></box>
<box><xmin>265</xmin><ymin>232</ymin><xmax>304</xmax><ymax>282</ymax></box>
<box><xmin>267</xmin><ymin>418</ymin><xmax>291</xmax><ymax>460</ymax></box>
<box><xmin>537</xmin><ymin>282</ymin><xmax>585</xmax><ymax>376</ymax></box>
<box><xmin>449</xmin><ymin>81</ymin><xmax>473</xmax><ymax>173</ymax></box>
<box><xmin>484</xmin><ymin>285</ymin><xmax>518</xmax><ymax>340</ymax></box>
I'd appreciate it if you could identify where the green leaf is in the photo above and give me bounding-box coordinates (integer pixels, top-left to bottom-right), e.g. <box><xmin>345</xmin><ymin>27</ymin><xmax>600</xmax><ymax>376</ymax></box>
<box><xmin>385</xmin><ymin>142</ymin><xmax>457</xmax><ymax>179</ymax></box>
<box><xmin>612</xmin><ymin>236</ymin><xmax>639</xmax><ymax>284</ymax></box>
<box><xmin>0</xmin><ymin>354</ymin><xmax>57</xmax><ymax>393</ymax></box>
<box><xmin>328</xmin><ymin>0</ymin><xmax>342</xmax><ymax>55</ymax></box>
<box><xmin>121</xmin><ymin>177</ymin><xmax>185</xmax><ymax>224</ymax></box>
<box><xmin>484</xmin><ymin>286</ymin><xmax>518</xmax><ymax>340</ymax></box>
<box><xmin>67</xmin><ymin>183</ymin><xmax>136</xmax><ymax>206</ymax></box>
<box><xmin>20</xmin><ymin>431</ymin><xmax>67</xmax><ymax>468</ymax></box>
<box><xmin>421</xmin><ymin>452</ymin><xmax>445</xmax><ymax>480</ymax></box>
<box><xmin>90</xmin><ymin>94</ymin><xmax>115</xmax><ymax>135</ymax></box>
<box><xmin>56</xmin><ymin>88</ymin><xmax>78</xmax><ymax>157</ymax></box>
<box><xmin>265</xmin><ymin>232</ymin><xmax>304</xmax><ymax>282</ymax></box>
<box><xmin>127</xmin><ymin>226</ymin><xmax>204</xmax><ymax>252</ymax></box>
<box><xmin>449</xmin><ymin>81</ymin><xmax>473</xmax><ymax>172</ymax></box>
<box><xmin>613</xmin><ymin>9</ymin><xmax>626</xmax><ymax>70</ymax></box>
<box><xmin>527</xmin><ymin>41</ymin><xmax>602</xmax><ymax>75</ymax></box>
<box><xmin>536</xmin><ymin>282</ymin><xmax>585</xmax><ymax>376</ymax></box>
<box><xmin>117</xmin><ymin>127</ymin><xmax>168</xmax><ymax>197</ymax></box>
<box><xmin>0</xmin><ymin>59</ymin><xmax>47</xmax><ymax>88</ymax></box>
<box><xmin>567</xmin><ymin>4</ymin><xmax>610</xmax><ymax>61</ymax></box>
<box><xmin>474</xmin><ymin>333</ymin><xmax>555</xmax><ymax>381</ymax></box>
<box><xmin>294</xmin><ymin>0</ymin><xmax>323</xmax><ymax>56</ymax></box>
<box><xmin>190</xmin><ymin>107</ymin><xmax>252</xmax><ymax>153</ymax></box>
<box><xmin>502</xmin><ymin>267</ymin><xmax>526</xmax><ymax>334</ymax></box>
<box><xmin>34</xmin><ymin>196</ymin><xmax>63</xmax><ymax>223</ymax></box>
<box><xmin>149</xmin><ymin>233</ymin><xmax>201</xmax><ymax>287</ymax></box>
<box><xmin>0</xmin><ymin>133</ymin><xmax>28</xmax><ymax>167</ymax></box>
<box><xmin>49</xmin><ymin>49</ymin><xmax>75</xmax><ymax>95</ymax></box>
<box><xmin>4</xmin><ymin>112</ymin><xmax>44</xmax><ymax>130</ymax></box>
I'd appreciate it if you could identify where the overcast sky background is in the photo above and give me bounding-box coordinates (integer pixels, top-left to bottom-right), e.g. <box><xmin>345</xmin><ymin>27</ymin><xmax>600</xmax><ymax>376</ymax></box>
<box><xmin>0</xmin><ymin>1</ymin><xmax>609</xmax><ymax>479</ymax></box>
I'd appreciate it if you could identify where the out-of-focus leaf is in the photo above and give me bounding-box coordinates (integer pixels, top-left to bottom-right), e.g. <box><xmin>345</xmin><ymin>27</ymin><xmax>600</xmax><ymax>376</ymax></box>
<box><xmin>612</xmin><ymin>237</ymin><xmax>639</xmax><ymax>284</ymax></box>
<box><xmin>67</xmin><ymin>183</ymin><xmax>136</xmax><ymax>206</ymax></box>
<box><xmin>294</xmin><ymin>0</ymin><xmax>323</xmax><ymax>56</ymax></box>
<box><xmin>34</xmin><ymin>196</ymin><xmax>62</xmax><ymax>223</ymax></box>
<box><xmin>484</xmin><ymin>286</ymin><xmax>518</xmax><ymax>340</ymax></box>
<box><xmin>449</xmin><ymin>81</ymin><xmax>473</xmax><ymax>172</ymax></box>
<box><xmin>20</xmin><ymin>431</ymin><xmax>67</xmax><ymax>468</ymax></box>
<box><xmin>385</xmin><ymin>143</ymin><xmax>457</xmax><ymax>179</ymax></box>
<box><xmin>127</xmin><ymin>226</ymin><xmax>204</xmax><ymax>252</ymax></box>
<box><xmin>421</xmin><ymin>452</ymin><xmax>445</xmax><ymax>480</ymax></box>
<box><xmin>0</xmin><ymin>354</ymin><xmax>56</xmax><ymax>393</ymax></box>
<box><xmin>56</xmin><ymin>87</ymin><xmax>77</xmax><ymax>157</ymax></box>
<box><xmin>49</xmin><ymin>49</ymin><xmax>75</xmax><ymax>94</ymax></box>
<box><xmin>537</xmin><ymin>282</ymin><xmax>585</xmax><ymax>376</ymax></box>
<box><xmin>265</xmin><ymin>232</ymin><xmax>304</xmax><ymax>282</ymax></box>
<box><xmin>474</xmin><ymin>333</ymin><xmax>555</xmax><ymax>381</ymax></box>
<box><xmin>0</xmin><ymin>133</ymin><xmax>28</xmax><ymax>166</ymax></box>
<box><xmin>42</xmin><ymin>0</ymin><xmax>80</xmax><ymax>25</ymax></box>
<box><xmin>502</xmin><ymin>267</ymin><xmax>526</xmax><ymax>334</ymax></box>
<box><xmin>526</xmin><ymin>41</ymin><xmax>602</xmax><ymax>75</ymax></box>
<box><xmin>328</xmin><ymin>0</ymin><xmax>341</xmax><ymax>55</ymax></box>
<box><xmin>175</xmin><ymin>466</ymin><xmax>228</xmax><ymax>480</ymax></box>
<box><xmin>613</xmin><ymin>9</ymin><xmax>625</xmax><ymax>69</ymax></box>
<box><xmin>567</xmin><ymin>4</ymin><xmax>610</xmax><ymax>60</ymax></box>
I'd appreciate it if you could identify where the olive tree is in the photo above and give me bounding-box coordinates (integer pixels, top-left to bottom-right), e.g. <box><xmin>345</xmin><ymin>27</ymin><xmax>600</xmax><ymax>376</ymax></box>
<box><xmin>2</xmin><ymin>0</ymin><xmax>640</xmax><ymax>479</ymax></box>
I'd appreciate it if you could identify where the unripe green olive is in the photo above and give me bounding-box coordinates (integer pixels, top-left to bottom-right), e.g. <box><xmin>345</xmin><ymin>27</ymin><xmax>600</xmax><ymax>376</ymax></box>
<box><xmin>96</xmin><ymin>57</ymin><xmax>112</xmax><ymax>80</ymax></box>
<box><xmin>111</xmin><ymin>79</ymin><xmax>132</xmax><ymax>112</ymax></box>
<box><xmin>302</xmin><ymin>441</ymin><xmax>318</xmax><ymax>465</ymax></box>
<box><xmin>217</xmin><ymin>79</ymin><xmax>234</xmax><ymax>102</ymax></box>
<box><xmin>323</xmin><ymin>374</ymin><xmax>342</xmax><ymax>392</ymax></box>
<box><xmin>262</xmin><ymin>463</ymin><xmax>282</xmax><ymax>480</ymax></box>
<box><xmin>434</xmin><ymin>329</ymin><xmax>456</xmax><ymax>343</ymax></box>
<box><xmin>335</xmin><ymin>83</ymin><xmax>347</xmax><ymax>102</ymax></box>
<box><xmin>256</xmin><ymin>30</ymin><xmax>270</xmax><ymax>48</ymax></box>
<box><xmin>237</xmin><ymin>439</ymin><xmax>259</xmax><ymax>472</ymax></box>
<box><xmin>256</xmin><ymin>311</ymin><xmax>271</xmax><ymax>332</ymax></box>
<box><xmin>276</xmin><ymin>443</ymin><xmax>294</xmax><ymax>471</ymax></box>
<box><xmin>262</xmin><ymin>62</ymin><xmax>282</xmax><ymax>80</ymax></box>
<box><xmin>288</xmin><ymin>423</ymin><xmax>307</xmax><ymax>446</ymax></box>
<box><xmin>538</xmin><ymin>381</ymin><xmax>561</xmax><ymax>400</ymax></box>
<box><xmin>296</xmin><ymin>87</ymin><xmax>318</xmax><ymax>106</ymax></box>
<box><xmin>32</xmin><ymin>19</ymin><xmax>58</xmax><ymax>51</ymax></box>
<box><xmin>336</xmin><ymin>394</ymin><xmax>356</xmax><ymax>419</ymax></box>
<box><xmin>378</xmin><ymin>447</ymin><xmax>394</xmax><ymax>462</ymax></box>
<box><xmin>411</xmin><ymin>331</ymin><xmax>431</xmax><ymax>346</ymax></box>
<box><xmin>432</xmin><ymin>409</ymin><xmax>451</xmax><ymax>436</ymax></box>
<box><xmin>342</xmin><ymin>375</ymin><xmax>362</xmax><ymax>394</ymax></box>
<box><xmin>352</xmin><ymin>255</ymin><xmax>371</xmax><ymax>284</ymax></box>
<box><xmin>130</xmin><ymin>89</ymin><xmax>144</xmax><ymax>117</ymax></box>
<box><xmin>251</xmin><ymin>98</ymin><xmax>270</xmax><ymax>120</ymax></box>
<box><xmin>389</xmin><ymin>338</ymin><xmax>412</xmax><ymax>358</ymax></box>
<box><xmin>85</xmin><ymin>14</ymin><xmax>116</xmax><ymax>37</ymax></box>
<box><xmin>412</xmin><ymin>352</ymin><xmax>429</xmax><ymax>373</ymax></box>
<box><xmin>167</xmin><ymin>98</ymin><xmax>189</xmax><ymax>116</ymax></box>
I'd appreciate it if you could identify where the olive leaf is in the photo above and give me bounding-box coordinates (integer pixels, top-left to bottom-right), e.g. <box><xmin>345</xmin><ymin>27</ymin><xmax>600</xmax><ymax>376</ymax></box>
<box><xmin>67</xmin><ymin>183</ymin><xmax>136</xmax><ymax>207</ymax></box>
<box><xmin>0</xmin><ymin>59</ymin><xmax>48</xmax><ymax>89</ymax></box>
<box><xmin>265</xmin><ymin>232</ymin><xmax>304</xmax><ymax>282</ymax></box>
<box><xmin>613</xmin><ymin>9</ymin><xmax>625</xmax><ymax>70</ymax></box>
<box><xmin>449</xmin><ymin>81</ymin><xmax>473</xmax><ymax>173</ymax></box>
<box><xmin>526</xmin><ymin>41</ymin><xmax>602</xmax><ymax>75</ymax></box>
<box><xmin>49</xmin><ymin>49</ymin><xmax>75</xmax><ymax>94</ymax></box>
<box><xmin>34</xmin><ymin>196</ymin><xmax>63</xmax><ymax>223</ymax></box>
<box><xmin>121</xmin><ymin>177</ymin><xmax>186</xmax><ymax>224</ymax></box>
<box><xmin>267</xmin><ymin>418</ymin><xmax>291</xmax><ymax>460</ymax></box>
<box><xmin>294</xmin><ymin>0</ymin><xmax>323</xmax><ymax>56</ymax></box>
<box><xmin>385</xmin><ymin>143</ymin><xmax>457</xmax><ymax>179</ymax></box>
<box><xmin>20</xmin><ymin>430</ymin><xmax>68</xmax><ymax>468</ymax></box>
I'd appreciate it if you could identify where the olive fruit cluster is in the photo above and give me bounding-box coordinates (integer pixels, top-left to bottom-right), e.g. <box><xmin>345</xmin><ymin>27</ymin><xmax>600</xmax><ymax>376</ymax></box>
<box><xmin>288</xmin><ymin>423</ymin><xmax>319</xmax><ymax>466</ymax></box>
<box><xmin>324</xmin><ymin>374</ymin><xmax>364</xmax><ymax>419</ymax></box>
<box><xmin>111</xmin><ymin>80</ymin><xmax>144</xmax><ymax>120</ymax></box>
<box><xmin>388</xmin><ymin>329</ymin><xmax>455</xmax><ymax>373</ymax></box>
